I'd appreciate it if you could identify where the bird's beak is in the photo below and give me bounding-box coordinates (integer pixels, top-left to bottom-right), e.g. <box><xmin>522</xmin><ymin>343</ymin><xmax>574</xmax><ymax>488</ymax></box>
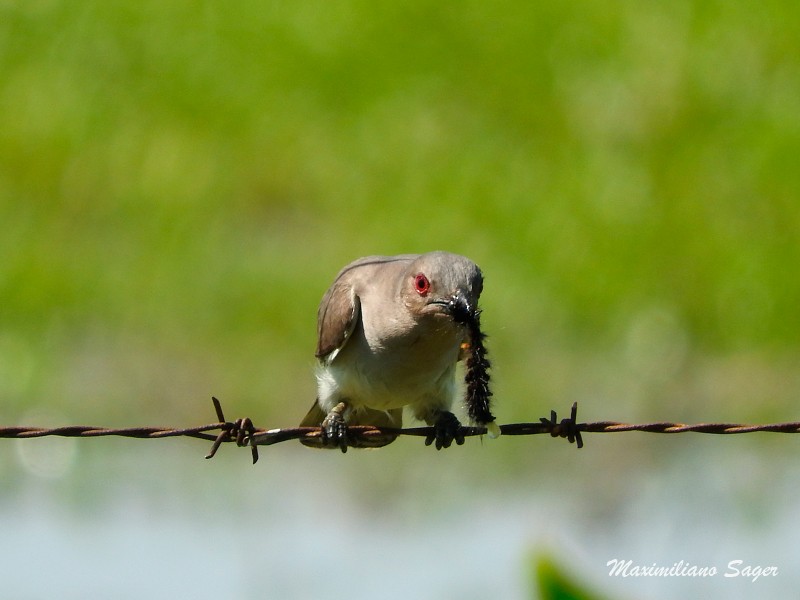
<box><xmin>429</xmin><ymin>288</ymin><xmax>476</xmax><ymax>324</ymax></box>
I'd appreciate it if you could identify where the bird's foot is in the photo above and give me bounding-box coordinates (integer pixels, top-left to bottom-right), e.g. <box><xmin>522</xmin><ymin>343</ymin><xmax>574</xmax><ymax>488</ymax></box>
<box><xmin>425</xmin><ymin>411</ymin><xmax>465</xmax><ymax>450</ymax></box>
<box><xmin>321</xmin><ymin>402</ymin><xmax>349</xmax><ymax>453</ymax></box>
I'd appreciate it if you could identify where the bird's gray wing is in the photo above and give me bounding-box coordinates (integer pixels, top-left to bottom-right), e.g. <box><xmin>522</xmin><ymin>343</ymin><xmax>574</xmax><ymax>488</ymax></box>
<box><xmin>315</xmin><ymin>255</ymin><xmax>417</xmax><ymax>360</ymax></box>
<box><xmin>315</xmin><ymin>280</ymin><xmax>361</xmax><ymax>361</ymax></box>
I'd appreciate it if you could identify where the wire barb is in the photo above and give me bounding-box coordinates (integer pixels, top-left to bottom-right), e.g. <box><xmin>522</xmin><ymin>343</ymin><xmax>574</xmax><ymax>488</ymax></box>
<box><xmin>205</xmin><ymin>397</ymin><xmax>259</xmax><ymax>463</ymax></box>
<box><xmin>2</xmin><ymin>398</ymin><xmax>800</xmax><ymax>464</ymax></box>
<box><xmin>538</xmin><ymin>401</ymin><xmax>583</xmax><ymax>448</ymax></box>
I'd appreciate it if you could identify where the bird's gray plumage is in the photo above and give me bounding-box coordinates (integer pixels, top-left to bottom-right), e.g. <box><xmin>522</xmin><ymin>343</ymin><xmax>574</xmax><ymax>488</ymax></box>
<box><xmin>300</xmin><ymin>251</ymin><xmax>491</xmax><ymax>450</ymax></box>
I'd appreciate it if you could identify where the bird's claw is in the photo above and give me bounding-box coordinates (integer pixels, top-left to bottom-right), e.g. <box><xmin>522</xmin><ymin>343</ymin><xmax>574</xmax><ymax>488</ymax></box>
<box><xmin>425</xmin><ymin>411</ymin><xmax>465</xmax><ymax>450</ymax></box>
<box><xmin>321</xmin><ymin>408</ymin><xmax>348</xmax><ymax>453</ymax></box>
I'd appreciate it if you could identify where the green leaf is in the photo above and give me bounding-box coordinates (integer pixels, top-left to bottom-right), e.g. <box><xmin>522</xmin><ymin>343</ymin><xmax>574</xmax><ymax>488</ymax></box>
<box><xmin>532</xmin><ymin>553</ymin><xmax>611</xmax><ymax>600</ymax></box>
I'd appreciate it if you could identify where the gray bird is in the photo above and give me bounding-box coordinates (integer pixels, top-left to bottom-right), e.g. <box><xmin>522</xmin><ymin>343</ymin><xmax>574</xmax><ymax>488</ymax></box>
<box><xmin>299</xmin><ymin>251</ymin><xmax>499</xmax><ymax>452</ymax></box>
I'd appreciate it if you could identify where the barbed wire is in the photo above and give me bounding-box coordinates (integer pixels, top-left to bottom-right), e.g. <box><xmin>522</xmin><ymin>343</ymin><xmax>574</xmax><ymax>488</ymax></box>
<box><xmin>2</xmin><ymin>398</ymin><xmax>799</xmax><ymax>464</ymax></box>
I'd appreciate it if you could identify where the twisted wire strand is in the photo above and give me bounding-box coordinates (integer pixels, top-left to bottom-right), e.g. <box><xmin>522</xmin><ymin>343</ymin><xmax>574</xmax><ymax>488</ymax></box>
<box><xmin>0</xmin><ymin>425</ymin><xmax>223</xmax><ymax>441</ymax></box>
<box><xmin>2</xmin><ymin>398</ymin><xmax>799</xmax><ymax>464</ymax></box>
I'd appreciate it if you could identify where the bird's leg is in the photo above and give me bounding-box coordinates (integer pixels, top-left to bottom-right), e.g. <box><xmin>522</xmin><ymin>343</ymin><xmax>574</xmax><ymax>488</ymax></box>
<box><xmin>424</xmin><ymin>410</ymin><xmax>465</xmax><ymax>450</ymax></box>
<box><xmin>321</xmin><ymin>401</ymin><xmax>349</xmax><ymax>453</ymax></box>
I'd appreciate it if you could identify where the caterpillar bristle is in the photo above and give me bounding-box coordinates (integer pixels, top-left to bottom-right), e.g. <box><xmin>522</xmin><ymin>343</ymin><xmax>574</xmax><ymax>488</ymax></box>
<box><xmin>464</xmin><ymin>311</ymin><xmax>495</xmax><ymax>425</ymax></box>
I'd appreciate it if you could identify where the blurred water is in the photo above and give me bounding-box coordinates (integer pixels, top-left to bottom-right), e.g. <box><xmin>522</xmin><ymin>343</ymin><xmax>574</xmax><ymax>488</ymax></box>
<box><xmin>1</xmin><ymin>436</ymin><xmax>797</xmax><ymax>600</ymax></box>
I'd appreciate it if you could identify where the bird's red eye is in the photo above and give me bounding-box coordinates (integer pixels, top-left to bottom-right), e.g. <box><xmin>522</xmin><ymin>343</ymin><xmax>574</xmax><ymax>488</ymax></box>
<box><xmin>413</xmin><ymin>273</ymin><xmax>430</xmax><ymax>295</ymax></box>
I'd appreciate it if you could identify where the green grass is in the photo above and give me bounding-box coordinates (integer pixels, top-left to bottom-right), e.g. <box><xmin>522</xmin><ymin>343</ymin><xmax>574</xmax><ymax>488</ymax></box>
<box><xmin>2</xmin><ymin>0</ymin><xmax>799</xmax><ymax>440</ymax></box>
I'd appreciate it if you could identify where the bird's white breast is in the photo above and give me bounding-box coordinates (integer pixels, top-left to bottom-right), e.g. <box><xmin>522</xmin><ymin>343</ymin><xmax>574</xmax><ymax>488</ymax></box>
<box><xmin>315</xmin><ymin>315</ymin><xmax>463</xmax><ymax>414</ymax></box>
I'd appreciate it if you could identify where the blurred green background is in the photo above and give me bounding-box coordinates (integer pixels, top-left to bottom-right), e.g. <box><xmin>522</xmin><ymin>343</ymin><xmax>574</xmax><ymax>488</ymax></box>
<box><xmin>1</xmin><ymin>1</ymin><xmax>799</xmax><ymax>598</ymax></box>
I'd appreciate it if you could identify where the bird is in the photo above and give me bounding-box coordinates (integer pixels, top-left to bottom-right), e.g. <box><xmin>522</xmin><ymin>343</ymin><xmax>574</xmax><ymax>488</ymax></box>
<box><xmin>299</xmin><ymin>251</ymin><xmax>499</xmax><ymax>452</ymax></box>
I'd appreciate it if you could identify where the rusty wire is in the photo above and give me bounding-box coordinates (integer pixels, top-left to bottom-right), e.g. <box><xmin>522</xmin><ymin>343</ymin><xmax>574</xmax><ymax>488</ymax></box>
<box><xmin>1</xmin><ymin>398</ymin><xmax>799</xmax><ymax>464</ymax></box>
